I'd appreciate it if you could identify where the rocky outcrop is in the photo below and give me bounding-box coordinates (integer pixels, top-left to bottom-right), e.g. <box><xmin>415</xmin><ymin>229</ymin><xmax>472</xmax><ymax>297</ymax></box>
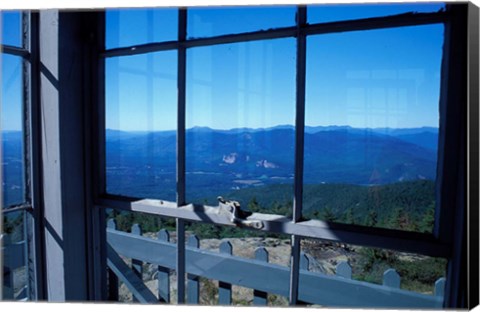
<box><xmin>255</xmin><ymin>160</ymin><xmax>278</xmax><ymax>168</ymax></box>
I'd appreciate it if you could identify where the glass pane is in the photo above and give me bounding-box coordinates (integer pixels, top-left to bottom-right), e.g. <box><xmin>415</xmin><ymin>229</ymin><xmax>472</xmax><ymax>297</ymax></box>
<box><xmin>1</xmin><ymin>11</ymin><xmax>22</xmax><ymax>47</ymax></box>
<box><xmin>300</xmin><ymin>237</ymin><xmax>447</xmax><ymax>307</ymax></box>
<box><xmin>105</xmin><ymin>51</ymin><xmax>177</xmax><ymax>201</ymax></box>
<box><xmin>304</xmin><ymin>24</ymin><xmax>443</xmax><ymax>233</ymax></box>
<box><xmin>106</xmin><ymin>8</ymin><xmax>178</xmax><ymax>49</ymax></box>
<box><xmin>185</xmin><ymin>221</ymin><xmax>290</xmax><ymax>306</ymax></box>
<box><xmin>2</xmin><ymin>210</ymin><xmax>28</xmax><ymax>300</ymax></box>
<box><xmin>2</xmin><ymin>53</ymin><xmax>25</xmax><ymax>208</ymax></box>
<box><xmin>186</xmin><ymin>38</ymin><xmax>296</xmax><ymax>212</ymax></box>
<box><xmin>308</xmin><ymin>3</ymin><xmax>445</xmax><ymax>24</ymax></box>
<box><xmin>187</xmin><ymin>6</ymin><xmax>296</xmax><ymax>39</ymax></box>
<box><xmin>106</xmin><ymin>209</ymin><xmax>178</xmax><ymax>303</ymax></box>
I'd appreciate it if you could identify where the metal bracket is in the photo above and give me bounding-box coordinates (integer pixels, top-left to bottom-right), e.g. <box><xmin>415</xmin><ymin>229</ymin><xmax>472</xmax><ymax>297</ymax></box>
<box><xmin>217</xmin><ymin>196</ymin><xmax>264</xmax><ymax>230</ymax></box>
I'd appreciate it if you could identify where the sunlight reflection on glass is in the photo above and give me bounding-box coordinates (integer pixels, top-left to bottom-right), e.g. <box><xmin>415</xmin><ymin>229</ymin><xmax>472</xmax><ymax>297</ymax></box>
<box><xmin>185</xmin><ymin>39</ymin><xmax>296</xmax><ymax>209</ymax></box>
<box><xmin>106</xmin><ymin>8</ymin><xmax>178</xmax><ymax>49</ymax></box>
<box><xmin>105</xmin><ymin>51</ymin><xmax>177</xmax><ymax>201</ymax></box>
<box><xmin>2</xmin><ymin>54</ymin><xmax>25</xmax><ymax>208</ymax></box>
<box><xmin>304</xmin><ymin>24</ymin><xmax>443</xmax><ymax>233</ymax></box>
<box><xmin>187</xmin><ymin>6</ymin><xmax>296</xmax><ymax>39</ymax></box>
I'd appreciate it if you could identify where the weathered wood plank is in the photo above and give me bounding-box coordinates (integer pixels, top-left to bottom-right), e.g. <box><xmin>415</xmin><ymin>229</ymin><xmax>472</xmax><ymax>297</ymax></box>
<box><xmin>253</xmin><ymin>247</ymin><xmax>269</xmax><ymax>306</ymax></box>
<box><xmin>383</xmin><ymin>269</ymin><xmax>401</xmax><ymax>288</ymax></box>
<box><xmin>435</xmin><ymin>277</ymin><xmax>446</xmax><ymax>297</ymax></box>
<box><xmin>296</xmin><ymin>252</ymin><xmax>310</xmax><ymax>306</ymax></box>
<box><xmin>187</xmin><ymin>235</ymin><xmax>199</xmax><ymax>304</ymax></box>
<box><xmin>157</xmin><ymin>230</ymin><xmax>170</xmax><ymax>303</ymax></box>
<box><xmin>336</xmin><ymin>261</ymin><xmax>352</xmax><ymax>279</ymax></box>
<box><xmin>131</xmin><ymin>224</ymin><xmax>143</xmax><ymax>302</ymax></box>
<box><xmin>107</xmin><ymin>219</ymin><xmax>116</xmax><ymax>229</ymax></box>
<box><xmin>106</xmin><ymin>244</ymin><xmax>157</xmax><ymax>303</ymax></box>
<box><xmin>218</xmin><ymin>241</ymin><xmax>232</xmax><ymax>305</ymax></box>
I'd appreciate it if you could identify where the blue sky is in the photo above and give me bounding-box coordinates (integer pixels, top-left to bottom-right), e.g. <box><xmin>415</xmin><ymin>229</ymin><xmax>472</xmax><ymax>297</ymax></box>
<box><xmin>1</xmin><ymin>11</ymin><xmax>23</xmax><ymax>131</ymax></box>
<box><xmin>2</xmin><ymin>4</ymin><xmax>445</xmax><ymax>131</ymax></box>
<box><xmin>305</xmin><ymin>23</ymin><xmax>444</xmax><ymax>129</ymax></box>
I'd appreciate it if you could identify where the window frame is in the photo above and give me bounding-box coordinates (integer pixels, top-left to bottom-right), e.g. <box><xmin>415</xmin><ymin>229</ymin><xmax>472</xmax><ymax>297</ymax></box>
<box><xmin>1</xmin><ymin>11</ymin><xmax>44</xmax><ymax>300</ymax></box>
<box><xmin>95</xmin><ymin>4</ymin><xmax>469</xmax><ymax>307</ymax></box>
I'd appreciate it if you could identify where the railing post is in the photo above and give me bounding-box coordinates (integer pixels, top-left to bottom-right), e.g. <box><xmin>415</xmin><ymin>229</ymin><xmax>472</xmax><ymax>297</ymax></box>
<box><xmin>157</xmin><ymin>229</ymin><xmax>171</xmax><ymax>303</ymax></box>
<box><xmin>336</xmin><ymin>261</ymin><xmax>352</xmax><ymax>279</ymax></box>
<box><xmin>435</xmin><ymin>277</ymin><xmax>446</xmax><ymax>297</ymax></box>
<box><xmin>383</xmin><ymin>269</ymin><xmax>401</xmax><ymax>288</ymax></box>
<box><xmin>253</xmin><ymin>247</ymin><xmax>269</xmax><ymax>306</ymax></box>
<box><xmin>131</xmin><ymin>224</ymin><xmax>143</xmax><ymax>302</ymax></box>
<box><xmin>218</xmin><ymin>241</ymin><xmax>233</xmax><ymax>305</ymax></box>
<box><xmin>300</xmin><ymin>252</ymin><xmax>309</xmax><ymax>271</ymax></box>
<box><xmin>107</xmin><ymin>219</ymin><xmax>119</xmax><ymax>301</ymax></box>
<box><xmin>297</xmin><ymin>252</ymin><xmax>310</xmax><ymax>306</ymax></box>
<box><xmin>187</xmin><ymin>235</ymin><xmax>199</xmax><ymax>304</ymax></box>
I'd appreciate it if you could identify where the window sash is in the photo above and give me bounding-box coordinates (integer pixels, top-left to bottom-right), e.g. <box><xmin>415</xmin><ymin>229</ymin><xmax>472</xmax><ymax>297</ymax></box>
<box><xmin>99</xmin><ymin>5</ymin><xmax>450</xmax><ymax>242</ymax></box>
<box><xmin>1</xmin><ymin>11</ymin><xmax>44</xmax><ymax>300</ymax></box>
<box><xmin>96</xmin><ymin>197</ymin><xmax>450</xmax><ymax>258</ymax></box>
<box><xmin>98</xmin><ymin>4</ymin><xmax>459</xmax><ymax>305</ymax></box>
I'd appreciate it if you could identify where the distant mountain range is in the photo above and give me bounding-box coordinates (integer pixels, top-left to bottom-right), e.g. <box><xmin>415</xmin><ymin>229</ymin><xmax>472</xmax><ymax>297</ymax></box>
<box><xmin>2</xmin><ymin>126</ymin><xmax>439</xmax><ymax>207</ymax></box>
<box><xmin>104</xmin><ymin>126</ymin><xmax>438</xmax><ymax>201</ymax></box>
<box><xmin>106</xmin><ymin>125</ymin><xmax>439</xmax><ymax>151</ymax></box>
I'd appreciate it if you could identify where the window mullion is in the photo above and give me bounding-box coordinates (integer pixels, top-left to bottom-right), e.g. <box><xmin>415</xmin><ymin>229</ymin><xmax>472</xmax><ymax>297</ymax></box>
<box><xmin>23</xmin><ymin>11</ymin><xmax>31</xmax><ymax>208</ymax></box>
<box><xmin>293</xmin><ymin>6</ymin><xmax>307</xmax><ymax>224</ymax></box>
<box><xmin>176</xmin><ymin>7</ymin><xmax>187</xmax><ymax>304</ymax></box>
<box><xmin>24</xmin><ymin>10</ymin><xmax>46</xmax><ymax>300</ymax></box>
<box><xmin>289</xmin><ymin>5</ymin><xmax>307</xmax><ymax>306</ymax></box>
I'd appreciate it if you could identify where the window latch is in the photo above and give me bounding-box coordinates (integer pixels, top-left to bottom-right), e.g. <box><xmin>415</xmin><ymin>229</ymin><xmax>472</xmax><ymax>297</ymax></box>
<box><xmin>217</xmin><ymin>196</ymin><xmax>264</xmax><ymax>230</ymax></box>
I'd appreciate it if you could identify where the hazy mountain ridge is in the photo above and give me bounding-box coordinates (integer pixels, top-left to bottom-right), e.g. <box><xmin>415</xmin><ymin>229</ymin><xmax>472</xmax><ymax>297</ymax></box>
<box><xmin>106</xmin><ymin>125</ymin><xmax>439</xmax><ymax>151</ymax></box>
<box><xmin>102</xmin><ymin>126</ymin><xmax>438</xmax><ymax>201</ymax></box>
<box><xmin>106</xmin><ymin>125</ymin><xmax>438</xmax><ymax>150</ymax></box>
<box><xmin>3</xmin><ymin>126</ymin><xmax>438</xmax><ymax>207</ymax></box>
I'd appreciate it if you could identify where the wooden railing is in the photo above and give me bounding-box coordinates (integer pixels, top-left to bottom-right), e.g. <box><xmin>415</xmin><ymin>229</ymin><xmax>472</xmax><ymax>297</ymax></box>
<box><xmin>106</xmin><ymin>220</ymin><xmax>446</xmax><ymax>308</ymax></box>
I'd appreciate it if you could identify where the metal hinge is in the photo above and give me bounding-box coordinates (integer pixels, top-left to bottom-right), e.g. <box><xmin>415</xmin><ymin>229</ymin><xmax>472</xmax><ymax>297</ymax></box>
<box><xmin>217</xmin><ymin>196</ymin><xmax>264</xmax><ymax>230</ymax></box>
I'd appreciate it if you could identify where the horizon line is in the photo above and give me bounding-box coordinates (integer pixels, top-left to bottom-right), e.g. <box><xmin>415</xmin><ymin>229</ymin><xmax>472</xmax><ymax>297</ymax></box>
<box><xmin>104</xmin><ymin>124</ymin><xmax>440</xmax><ymax>132</ymax></box>
<box><xmin>2</xmin><ymin>124</ymin><xmax>440</xmax><ymax>133</ymax></box>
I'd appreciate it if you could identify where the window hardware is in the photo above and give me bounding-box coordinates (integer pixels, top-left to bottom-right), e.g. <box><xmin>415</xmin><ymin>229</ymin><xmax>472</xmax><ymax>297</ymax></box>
<box><xmin>217</xmin><ymin>196</ymin><xmax>264</xmax><ymax>229</ymax></box>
